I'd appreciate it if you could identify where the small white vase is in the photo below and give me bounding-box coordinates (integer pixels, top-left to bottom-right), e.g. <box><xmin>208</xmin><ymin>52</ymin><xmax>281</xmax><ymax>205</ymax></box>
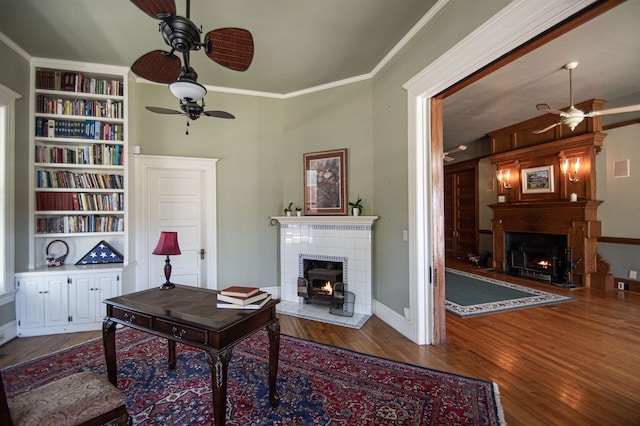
<box><xmin>296</xmin><ymin>211</ymin><xmax>302</xmax><ymax>216</ymax></box>
<box><xmin>352</xmin><ymin>208</ymin><xmax>360</xmax><ymax>217</ymax></box>
<box><xmin>286</xmin><ymin>211</ymin><xmax>291</xmax><ymax>216</ymax></box>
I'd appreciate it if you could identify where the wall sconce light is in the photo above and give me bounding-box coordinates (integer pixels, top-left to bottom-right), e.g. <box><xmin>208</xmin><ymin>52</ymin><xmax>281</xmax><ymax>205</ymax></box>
<box><xmin>562</xmin><ymin>158</ymin><xmax>580</xmax><ymax>183</ymax></box>
<box><xmin>496</xmin><ymin>169</ymin><xmax>512</xmax><ymax>189</ymax></box>
<box><xmin>152</xmin><ymin>231</ymin><xmax>182</xmax><ymax>290</ymax></box>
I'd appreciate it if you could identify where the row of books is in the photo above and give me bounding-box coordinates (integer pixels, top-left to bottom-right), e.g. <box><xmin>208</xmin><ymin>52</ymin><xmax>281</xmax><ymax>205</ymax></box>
<box><xmin>36</xmin><ymin>95</ymin><xmax>124</xmax><ymax>119</ymax></box>
<box><xmin>36</xmin><ymin>170</ymin><xmax>124</xmax><ymax>190</ymax></box>
<box><xmin>36</xmin><ymin>192</ymin><xmax>123</xmax><ymax>212</ymax></box>
<box><xmin>36</xmin><ymin>69</ymin><xmax>124</xmax><ymax>96</ymax></box>
<box><xmin>217</xmin><ymin>286</ymin><xmax>272</xmax><ymax>310</ymax></box>
<box><xmin>35</xmin><ymin>143</ymin><xmax>124</xmax><ymax>166</ymax></box>
<box><xmin>36</xmin><ymin>215</ymin><xmax>124</xmax><ymax>234</ymax></box>
<box><xmin>35</xmin><ymin>117</ymin><xmax>124</xmax><ymax>141</ymax></box>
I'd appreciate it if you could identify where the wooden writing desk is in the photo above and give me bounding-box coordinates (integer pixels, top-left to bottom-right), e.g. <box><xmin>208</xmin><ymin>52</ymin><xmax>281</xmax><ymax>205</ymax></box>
<box><xmin>102</xmin><ymin>285</ymin><xmax>280</xmax><ymax>425</ymax></box>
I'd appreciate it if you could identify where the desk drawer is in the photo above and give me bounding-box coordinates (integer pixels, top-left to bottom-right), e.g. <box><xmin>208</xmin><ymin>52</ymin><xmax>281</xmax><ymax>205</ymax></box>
<box><xmin>112</xmin><ymin>307</ymin><xmax>152</xmax><ymax>328</ymax></box>
<box><xmin>156</xmin><ymin>319</ymin><xmax>207</xmax><ymax>345</ymax></box>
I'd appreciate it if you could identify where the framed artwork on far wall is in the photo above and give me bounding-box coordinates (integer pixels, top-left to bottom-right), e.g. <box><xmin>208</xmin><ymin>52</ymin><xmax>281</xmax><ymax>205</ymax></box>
<box><xmin>521</xmin><ymin>165</ymin><xmax>554</xmax><ymax>194</ymax></box>
<box><xmin>304</xmin><ymin>149</ymin><xmax>347</xmax><ymax>215</ymax></box>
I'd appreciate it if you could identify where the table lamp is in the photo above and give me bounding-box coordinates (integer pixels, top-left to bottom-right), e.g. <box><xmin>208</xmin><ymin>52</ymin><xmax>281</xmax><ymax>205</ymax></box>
<box><xmin>152</xmin><ymin>231</ymin><xmax>181</xmax><ymax>290</ymax></box>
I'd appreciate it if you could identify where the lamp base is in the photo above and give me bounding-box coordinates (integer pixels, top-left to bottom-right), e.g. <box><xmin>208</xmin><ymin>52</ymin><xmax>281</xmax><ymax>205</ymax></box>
<box><xmin>160</xmin><ymin>282</ymin><xmax>175</xmax><ymax>290</ymax></box>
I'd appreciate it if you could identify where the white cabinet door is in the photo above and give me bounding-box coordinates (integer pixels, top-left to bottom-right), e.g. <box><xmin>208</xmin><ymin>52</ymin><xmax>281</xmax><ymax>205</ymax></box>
<box><xmin>68</xmin><ymin>274</ymin><xmax>95</xmax><ymax>325</ymax></box>
<box><xmin>94</xmin><ymin>272</ymin><xmax>120</xmax><ymax>321</ymax></box>
<box><xmin>44</xmin><ymin>276</ymin><xmax>70</xmax><ymax>328</ymax></box>
<box><xmin>16</xmin><ymin>277</ymin><xmax>45</xmax><ymax>330</ymax></box>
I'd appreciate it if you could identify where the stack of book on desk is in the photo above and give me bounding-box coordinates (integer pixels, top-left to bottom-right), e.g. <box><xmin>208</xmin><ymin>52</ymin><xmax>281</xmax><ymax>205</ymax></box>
<box><xmin>216</xmin><ymin>286</ymin><xmax>272</xmax><ymax>310</ymax></box>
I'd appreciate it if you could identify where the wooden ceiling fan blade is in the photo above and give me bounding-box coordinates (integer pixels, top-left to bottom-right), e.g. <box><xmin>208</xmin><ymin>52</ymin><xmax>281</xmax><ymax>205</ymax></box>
<box><xmin>587</xmin><ymin>104</ymin><xmax>640</xmax><ymax>117</ymax></box>
<box><xmin>533</xmin><ymin>122</ymin><xmax>561</xmax><ymax>134</ymax></box>
<box><xmin>130</xmin><ymin>0</ymin><xmax>176</xmax><ymax>19</ymax></box>
<box><xmin>145</xmin><ymin>106</ymin><xmax>183</xmax><ymax>115</ymax></box>
<box><xmin>132</xmin><ymin>50</ymin><xmax>182</xmax><ymax>84</ymax></box>
<box><xmin>203</xmin><ymin>110</ymin><xmax>235</xmax><ymax>119</ymax></box>
<box><xmin>536</xmin><ymin>103</ymin><xmax>565</xmax><ymax>115</ymax></box>
<box><xmin>205</xmin><ymin>28</ymin><xmax>254</xmax><ymax>72</ymax></box>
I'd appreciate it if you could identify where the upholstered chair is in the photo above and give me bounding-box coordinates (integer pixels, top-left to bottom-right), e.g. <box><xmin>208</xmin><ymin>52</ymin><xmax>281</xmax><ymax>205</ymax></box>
<box><xmin>0</xmin><ymin>370</ymin><xmax>129</xmax><ymax>426</ymax></box>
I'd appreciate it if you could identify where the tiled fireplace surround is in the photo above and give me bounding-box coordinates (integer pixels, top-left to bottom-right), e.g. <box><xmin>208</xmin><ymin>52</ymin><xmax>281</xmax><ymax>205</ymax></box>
<box><xmin>274</xmin><ymin>216</ymin><xmax>378</xmax><ymax>316</ymax></box>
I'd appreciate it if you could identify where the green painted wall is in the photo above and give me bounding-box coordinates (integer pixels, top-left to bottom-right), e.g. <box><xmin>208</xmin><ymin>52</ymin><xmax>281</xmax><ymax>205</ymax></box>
<box><xmin>369</xmin><ymin>0</ymin><xmax>510</xmax><ymax>314</ymax></box>
<box><xmin>135</xmin><ymin>84</ymin><xmax>284</xmax><ymax>286</ymax></box>
<box><xmin>282</xmin><ymin>81</ymin><xmax>374</xmax><ymax>214</ymax></box>
<box><xmin>0</xmin><ymin>40</ymin><xmax>30</xmax><ymax>273</ymax></box>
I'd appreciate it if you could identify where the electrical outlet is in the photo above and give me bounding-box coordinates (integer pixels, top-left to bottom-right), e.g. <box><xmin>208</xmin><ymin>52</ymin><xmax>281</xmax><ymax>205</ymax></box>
<box><xmin>403</xmin><ymin>307</ymin><xmax>410</xmax><ymax>320</ymax></box>
<box><xmin>629</xmin><ymin>270</ymin><xmax>637</xmax><ymax>280</ymax></box>
<box><xmin>617</xmin><ymin>282</ymin><xmax>626</xmax><ymax>290</ymax></box>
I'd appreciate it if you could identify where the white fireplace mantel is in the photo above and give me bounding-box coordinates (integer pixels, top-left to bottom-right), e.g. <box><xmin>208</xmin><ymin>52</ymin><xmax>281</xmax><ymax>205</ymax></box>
<box><xmin>272</xmin><ymin>216</ymin><xmax>378</xmax><ymax>226</ymax></box>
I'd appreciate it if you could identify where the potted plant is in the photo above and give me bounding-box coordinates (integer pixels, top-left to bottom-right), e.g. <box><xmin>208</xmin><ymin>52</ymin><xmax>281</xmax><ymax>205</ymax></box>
<box><xmin>284</xmin><ymin>202</ymin><xmax>293</xmax><ymax>216</ymax></box>
<box><xmin>349</xmin><ymin>197</ymin><xmax>363</xmax><ymax>216</ymax></box>
<box><xmin>295</xmin><ymin>206</ymin><xmax>303</xmax><ymax>216</ymax></box>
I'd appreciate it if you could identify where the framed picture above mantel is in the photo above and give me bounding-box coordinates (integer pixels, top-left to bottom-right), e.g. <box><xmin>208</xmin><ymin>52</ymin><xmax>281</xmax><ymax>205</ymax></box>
<box><xmin>304</xmin><ymin>149</ymin><xmax>347</xmax><ymax>215</ymax></box>
<box><xmin>521</xmin><ymin>165</ymin><xmax>554</xmax><ymax>194</ymax></box>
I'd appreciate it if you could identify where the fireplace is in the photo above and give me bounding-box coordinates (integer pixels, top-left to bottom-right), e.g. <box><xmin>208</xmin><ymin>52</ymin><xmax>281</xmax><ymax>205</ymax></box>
<box><xmin>274</xmin><ymin>216</ymin><xmax>377</xmax><ymax>316</ymax></box>
<box><xmin>506</xmin><ymin>232</ymin><xmax>572</xmax><ymax>284</ymax></box>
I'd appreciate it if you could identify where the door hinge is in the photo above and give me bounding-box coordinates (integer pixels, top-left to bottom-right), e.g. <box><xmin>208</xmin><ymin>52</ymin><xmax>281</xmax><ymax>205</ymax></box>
<box><xmin>68</xmin><ymin>278</ymin><xmax>72</xmax><ymax>284</ymax></box>
<box><xmin>200</xmin><ymin>249</ymin><xmax>205</xmax><ymax>260</ymax></box>
<box><xmin>117</xmin><ymin>275</ymin><xmax>120</xmax><ymax>282</ymax></box>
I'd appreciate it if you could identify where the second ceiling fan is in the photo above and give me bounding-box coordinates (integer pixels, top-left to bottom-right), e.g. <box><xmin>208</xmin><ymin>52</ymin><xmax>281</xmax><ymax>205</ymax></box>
<box><xmin>129</xmin><ymin>0</ymin><xmax>254</xmax><ymax>121</ymax></box>
<box><xmin>534</xmin><ymin>62</ymin><xmax>640</xmax><ymax>134</ymax></box>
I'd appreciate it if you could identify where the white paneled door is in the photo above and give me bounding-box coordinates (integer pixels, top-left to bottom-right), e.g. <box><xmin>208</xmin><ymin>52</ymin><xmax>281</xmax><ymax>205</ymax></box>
<box><xmin>135</xmin><ymin>155</ymin><xmax>217</xmax><ymax>290</ymax></box>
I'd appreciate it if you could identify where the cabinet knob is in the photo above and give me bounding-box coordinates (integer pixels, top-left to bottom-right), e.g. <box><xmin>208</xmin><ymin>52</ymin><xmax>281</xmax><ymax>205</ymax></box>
<box><xmin>123</xmin><ymin>313</ymin><xmax>136</xmax><ymax>324</ymax></box>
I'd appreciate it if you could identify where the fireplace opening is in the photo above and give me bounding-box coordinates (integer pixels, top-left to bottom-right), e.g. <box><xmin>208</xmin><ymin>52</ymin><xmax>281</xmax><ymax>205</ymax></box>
<box><xmin>298</xmin><ymin>259</ymin><xmax>343</xmax><ymax>305</ymax></box>
<box><xmin>505</xmin><ymin>232</ymin><xmax>573</xmax><ymax>285</ymax></box>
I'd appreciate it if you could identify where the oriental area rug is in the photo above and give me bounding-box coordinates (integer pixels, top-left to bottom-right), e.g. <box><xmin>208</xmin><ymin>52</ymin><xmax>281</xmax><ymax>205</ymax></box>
<box><xmin>2</xmin><ymin>328</ymin><xmax>505</xmax><ymax>425</ymax></box>
<box><xmin>445</xmin><ymin>267</ymin><xmax>574</xmax><ymax>318</ymax></box>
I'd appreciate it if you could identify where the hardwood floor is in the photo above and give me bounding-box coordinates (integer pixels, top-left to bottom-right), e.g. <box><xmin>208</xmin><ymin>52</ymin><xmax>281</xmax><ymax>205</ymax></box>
<box><xmin>2</xmin><ymin>265</ymin><xmax>639</xmax><ymax>425</ymax></box>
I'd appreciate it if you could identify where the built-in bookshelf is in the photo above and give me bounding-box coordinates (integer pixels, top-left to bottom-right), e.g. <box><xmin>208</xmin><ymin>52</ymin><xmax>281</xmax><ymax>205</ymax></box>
<box><xmin>28</xmin><ymin>59</ymin><xmax>129</xmax><ymax>270</ymax></box>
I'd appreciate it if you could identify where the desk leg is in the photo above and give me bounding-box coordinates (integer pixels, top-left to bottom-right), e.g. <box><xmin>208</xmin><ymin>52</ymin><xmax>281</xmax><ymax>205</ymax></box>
<box><xmin>167</xmin><ymin>339</ymin><xmax>177</xmax><ymax>370</ymax></box>
<box><xmin>102</xmin><ymin>318</ymin><xmax>117</xmax><ymax>387</ymax></box>
<box><xmin>205</xmin><ymin>347</ymin><xmax>233</xmax><ymax>426</ymax></box>
<box><xmin>267</xmin><ymin>318</ymin><xmax>281</xmax><ymax>408</ymax></box>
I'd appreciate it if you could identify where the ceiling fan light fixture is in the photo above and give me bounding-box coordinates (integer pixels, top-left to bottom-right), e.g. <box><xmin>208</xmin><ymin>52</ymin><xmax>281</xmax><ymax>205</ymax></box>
<box><xmin>169</xmin><ymin>80</ymin><xmax>207</xmax><ymax>101</ymax></box>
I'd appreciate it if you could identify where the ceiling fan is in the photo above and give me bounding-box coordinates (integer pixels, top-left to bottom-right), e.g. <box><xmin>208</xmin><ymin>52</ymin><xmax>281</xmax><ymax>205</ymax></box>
<box><xmin>443</xmin><ymin>145</ymin><xmax>467</xmax><ymax>162</ymax></box>
<box><xmin>146</xmin><ymin>100</ymin><xmax>235</xmax><ymax>134</ymax></box>
<box><xmin>130</xmin><ymin>0</ymin><xmax>254</xmax><ymax>121</ymax></box>
<box><xmin>534</xmin><ymin>62</ymin><xmax>640</xmax><ymax>134</ymax></box>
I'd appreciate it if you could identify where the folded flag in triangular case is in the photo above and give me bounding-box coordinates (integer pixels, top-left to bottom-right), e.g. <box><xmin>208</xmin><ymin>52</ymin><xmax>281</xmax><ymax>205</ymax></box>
<box><xmin>75</xmin><ymin>240</ymin><xmax>124</xmax><ymax>265</ymax></box>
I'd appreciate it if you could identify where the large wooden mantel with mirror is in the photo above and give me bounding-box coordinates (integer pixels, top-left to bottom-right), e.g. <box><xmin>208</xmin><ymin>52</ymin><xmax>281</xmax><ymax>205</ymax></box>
<box><xmin>487</xmin><ymin>99</ymin><xmax>607</xmax><ymax>287</ymax></box>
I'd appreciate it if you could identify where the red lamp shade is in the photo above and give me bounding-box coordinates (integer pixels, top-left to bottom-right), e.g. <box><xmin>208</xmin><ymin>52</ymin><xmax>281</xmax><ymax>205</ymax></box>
<box><xmin>152</xmin><ymin>232</ymin><xmax>181</xmax><ymax>256</ymax></box>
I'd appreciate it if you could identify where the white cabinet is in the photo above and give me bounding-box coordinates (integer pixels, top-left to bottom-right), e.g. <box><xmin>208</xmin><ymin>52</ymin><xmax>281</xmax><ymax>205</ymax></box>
<box><xmin>69</xmin><ymin>271</ymin><xmax>119</xmax><ymax>325</ymax></box>
<box><xmin>15</xmin><ymin>266</ymin><xmax>122</xmax><ymax>337</ymax></box>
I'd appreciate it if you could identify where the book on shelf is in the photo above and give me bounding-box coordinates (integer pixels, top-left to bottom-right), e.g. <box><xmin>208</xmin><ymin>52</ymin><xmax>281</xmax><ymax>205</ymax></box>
<box><xmin>217</xmin><ymin>290</ymin><xmax>270</xmax><ymax>306</ymax></box>
<box><xmin>220</xmin><ymin>286</ymin><xmax>260</xmax><ymax>298</ymax></box>
<box><xmin>216</xmin><ymin>294</ymin><xmax>272</xmax><ymax>310</ymax></box>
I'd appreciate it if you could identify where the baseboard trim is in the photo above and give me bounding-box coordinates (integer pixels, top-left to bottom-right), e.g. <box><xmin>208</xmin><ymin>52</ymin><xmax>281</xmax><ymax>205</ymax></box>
<box><xmin>0</xmin><ymin>320</ymin><xmax>18</xmax><ymax>346</ymax></box>
<box><xmin>373</xmin><ymin>300</ymin><xmax>414</xmax><ymax>341</ymax></box>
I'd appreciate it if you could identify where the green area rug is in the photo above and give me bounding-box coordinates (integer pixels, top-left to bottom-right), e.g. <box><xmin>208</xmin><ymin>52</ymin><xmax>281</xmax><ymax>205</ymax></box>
<box><xmin>445</xmin><ymin>268</ymin><xmax>574</xmax><ymax>317</ymax></box>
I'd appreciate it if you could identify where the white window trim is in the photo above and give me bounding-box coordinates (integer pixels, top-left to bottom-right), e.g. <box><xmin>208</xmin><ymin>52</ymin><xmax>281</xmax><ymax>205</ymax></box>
<box><xmin>0</xmin><ymin>83</ymin><xmax>20</xmax><ymax>301</ymax></box>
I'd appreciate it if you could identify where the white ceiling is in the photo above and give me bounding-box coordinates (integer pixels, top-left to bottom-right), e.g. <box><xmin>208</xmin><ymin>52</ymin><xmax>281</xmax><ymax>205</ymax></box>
<box><xmin>443</xmin><ymin>0</ymin><xmax>640</xmax><ymax>150</ymax></box>
<box><xmin>1</xmin><ymin>1</ymin><xmax>638</xmax><ymax>151</ymax></box>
